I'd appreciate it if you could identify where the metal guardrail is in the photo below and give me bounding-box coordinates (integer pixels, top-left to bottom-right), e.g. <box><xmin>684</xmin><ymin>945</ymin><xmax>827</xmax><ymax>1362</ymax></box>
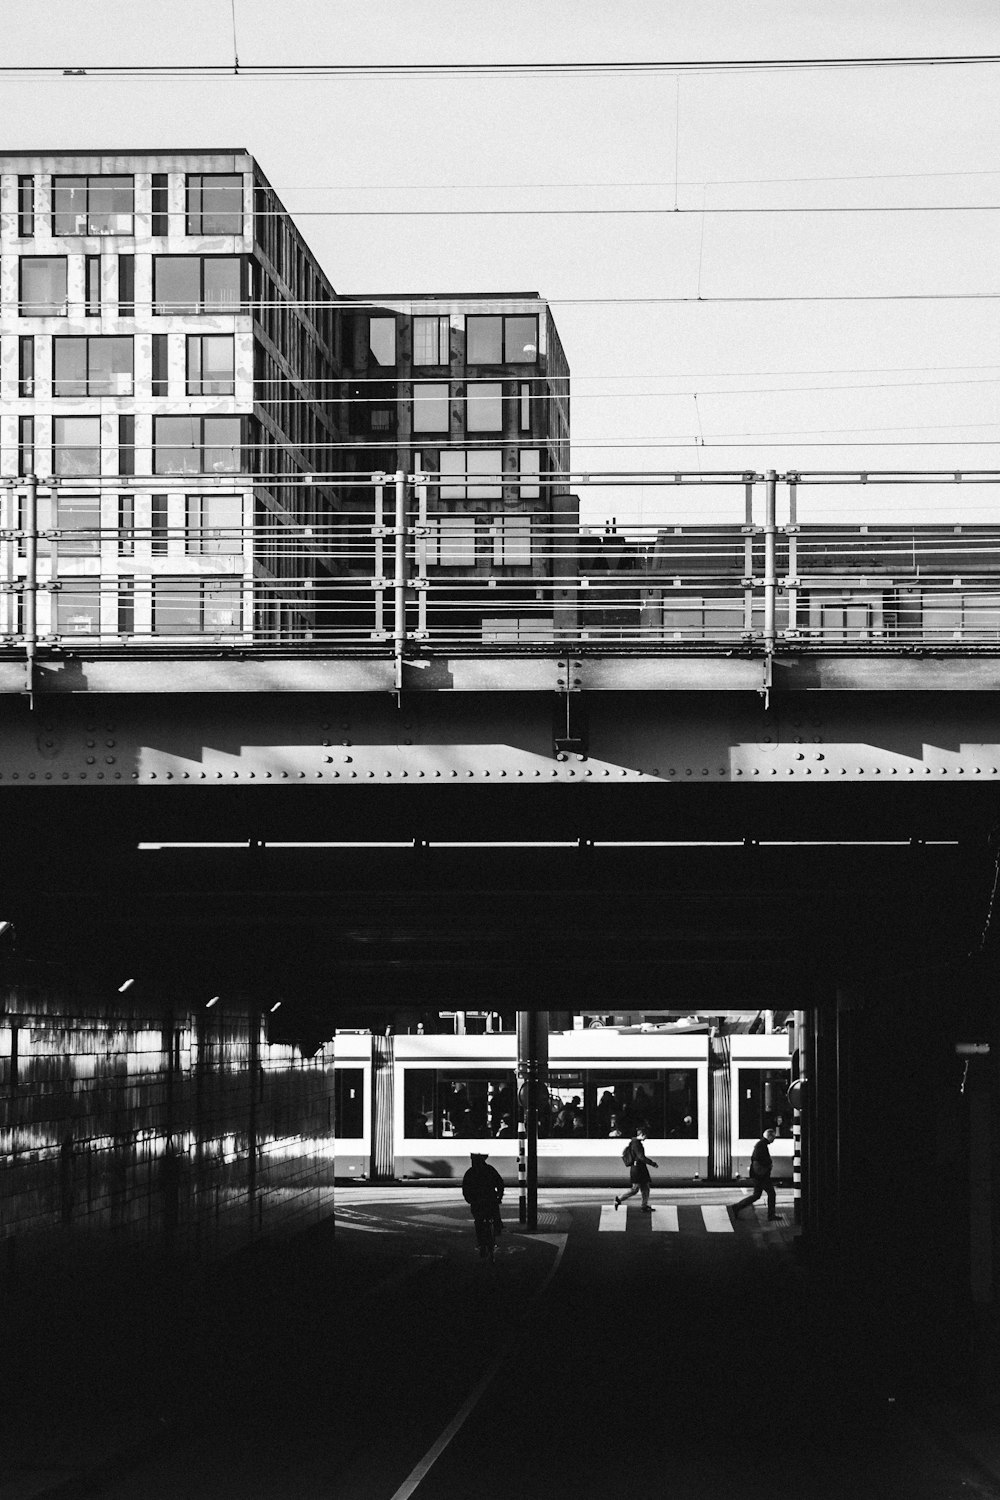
<box><xmin>4</xmin><ymin>472</ymin><xmax>1000</xmax><ymax>695</ymax></box>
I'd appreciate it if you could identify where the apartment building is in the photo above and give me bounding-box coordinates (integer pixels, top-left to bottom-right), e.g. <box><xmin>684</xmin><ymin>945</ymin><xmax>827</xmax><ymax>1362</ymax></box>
<box><xmin>0</xmin><ymin>152</ymin><xmax>572</xmax><ymax>649</ymax></box>
<box><xmin>0</xmin><ymin>149</ymin><xmax>343</xmax><ymax>644</ymax></box>
<box><xmin>337</xmin><ymin>294</ymin><xmax>576</xmax><ymax>645</ymax></box>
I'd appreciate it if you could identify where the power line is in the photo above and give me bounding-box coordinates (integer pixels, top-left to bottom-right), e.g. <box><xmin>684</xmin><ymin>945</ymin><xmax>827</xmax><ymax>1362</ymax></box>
<box><xmin>7</xmin><ymin>53</ymin><xmax>999</xmax><ymax>79</ymax></box>
<box><xmin>261</xmin><ymin>204</ymin><xmax>1000</xmax><ymax>217</ymax></box>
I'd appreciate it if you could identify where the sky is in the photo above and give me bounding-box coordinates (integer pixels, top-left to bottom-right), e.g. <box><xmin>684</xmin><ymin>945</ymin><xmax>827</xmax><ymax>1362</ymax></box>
<box><xmin>2</xmin><ymin>0</ymin><xmax>999</xmax><ymax>527</ymax></box>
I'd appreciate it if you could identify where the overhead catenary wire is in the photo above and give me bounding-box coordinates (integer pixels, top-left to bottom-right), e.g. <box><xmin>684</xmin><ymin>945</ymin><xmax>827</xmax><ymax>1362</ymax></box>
<box><xmin>7</xmin><ymin>52</ymin><xmax>999</xmax><ymax>79</ymax></box>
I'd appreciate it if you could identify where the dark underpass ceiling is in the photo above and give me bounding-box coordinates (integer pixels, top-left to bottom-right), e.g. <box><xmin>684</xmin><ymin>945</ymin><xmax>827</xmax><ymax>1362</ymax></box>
<box><xmin>2</xmin><ymin>783</ymin><xmax>997</xmax><ymax>1018</ymax></box>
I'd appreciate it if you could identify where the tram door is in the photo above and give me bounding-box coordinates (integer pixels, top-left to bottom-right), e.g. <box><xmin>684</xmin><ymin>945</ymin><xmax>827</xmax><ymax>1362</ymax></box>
<box><xmin>709</xmin><ymin>1034</ymin><xmax>732</xmax><ymax>1182</ymax></box>
<box><xmin>371</xmin><ymin>1034</ymin><xmax>395</xmax><ymax>1181</ymax></box>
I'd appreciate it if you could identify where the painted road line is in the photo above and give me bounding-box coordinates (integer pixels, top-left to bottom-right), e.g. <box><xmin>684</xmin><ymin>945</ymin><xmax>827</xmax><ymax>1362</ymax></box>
<box><xmin>651</xmin><ymin>1205</ymin><xmax>679</xmax><ymax>1231</ymax></box>
<box><xmin>702</xmin><ymin>1206</ymin><xmax>734</xmax><ymax>1233</ymax></box>
<box><xmin>599</xmin><ymin>1204</ymin><xmax>627</xmax><ymax>1232</ymax></box>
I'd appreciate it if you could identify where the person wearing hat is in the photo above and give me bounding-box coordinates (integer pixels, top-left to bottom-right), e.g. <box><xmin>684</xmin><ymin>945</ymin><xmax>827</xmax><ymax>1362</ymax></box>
<box><xmin>462</xmin><ymin>1152</ymin><xmax>505</xmax><ymax>1261</ymax></box>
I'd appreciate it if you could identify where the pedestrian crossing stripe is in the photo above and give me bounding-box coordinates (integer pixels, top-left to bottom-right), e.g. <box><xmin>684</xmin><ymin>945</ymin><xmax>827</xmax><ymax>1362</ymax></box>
<box><xmin>597</xmin><ymin>1204</ymin><xmax>777</xmax><ymax>1233</ymax></box>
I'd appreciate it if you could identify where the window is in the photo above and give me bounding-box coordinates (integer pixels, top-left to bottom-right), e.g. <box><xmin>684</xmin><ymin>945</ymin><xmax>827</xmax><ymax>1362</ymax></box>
<box><xmin>185</xmin><ymin>493</ymin><xmax>243</xmax><ymax>555</ymax></box>
<box><xmin>118</xmin><ymin>495</ymin><xmax>134</xmax><ymax>558</ymax></box>
<box><xmin>492</xmin><ymin>515</ymin><xmax>532</xmax><ymax>567</ymax></box>
<box><xmin>118</xmin><ymin>580</ymin><xmax>135</xmax><ymax>635</ymax></box>
<box><xmin>151</xmin><ymin>334</ymin><xmax>170</xmax><ymax>396</ymax></box>
<box><xmin>152</xmin><ymin>577</ymin><xmax>241</xmax><ymax>635</ymax></box>
<box><xmin>56</xmin><ymin>495</ymin><xmax>101</xmax><ymax>557</ymax></box>
<box><xmin>439</xmin><ymin>449</ymin><xmax>502</xmax><ymax>500</ymax></box>
<box><xmin>17</xmin><ymin>175</ymin><xmax>34</xmax><ymax>238</ymax></box>
<box><xmin>738</xmin><ymin>1069</ymin><xmax>791</xmax><ymax>1138</ymax></box>
<box><xmin>368</xmin><ymin>316</ymin><xmax>396</xmax><ymax>368</ymax></box>
<box><xmin>402</xmin><ymin>1070</ymin><xmax>517</xmax><ymax>1140</ymax></box>
<box><xmin>85</xmin><ymin>255</ymin><xmax>101</xmax><ymax>317</ymax></box>
<box><xmin>426</xmin><ymin>515</ymin><xmax>477</xmax><ymax>568</ymax></box>
<box><xmin>119</xmin><ymin>415</ymin><xmax>135</xmax><ymax>478</ymax></box>
<box><xmin>53</xmin><ymin>337</ymin><xmax>133</xmax><ymax>396</ymax></box>
<box><xmin>466</xmin><ymin>315</ymin><xmax>501</xmax><ymax>364</ymax></box>
<box><xmin>504</xmin><ymin>315</ymin><xmax>538</xmax><ymax>363</ymax></box>
<box><xmin>118</xmin><ymin>255</ymin><xmax>135</xmax><ymax>317</ymax></box>
<box><xmin>153</xmin><ymin>416</ymin><xmax>242</xmax><ymax>474</ymax></box>
<box><xmin>519</xmin><ymin>383</ymin><xmax>532</xmax><ymax>433</ymax></box>
<box><xmin>186</xmin><ymin>335</ymin><xmax>235</xmax><ymax>396</ymax></box>
<box><xmin>151</xmin><ymin>494</ymin><xmax>169</xmax><ymax>555</ymax></box>
<box><xmin>412</xmin><ymin>382</ymin><xmax>450</xmax><ymax>434</ymax></box>
<box><xmin>413</xmin><ymin>314</ymin><xmax>449</xmax><ymax>366</ymax></box>
<box><xmin>53</xmin><ymin>175</ymin><xmax>133</xmax><ymax>235</ymax></box>
<box><xmin>153</xmin><ymin>256</ymin><xmax>243</xmax><ymax>314</ymax></box>
<box><xmin>466</xmin><ymin>381</ymin><xmax>503</xmax><ymax>434</ymax></box>
<box><xmin>518</xmin><ymin>449</ymin><xmax>541</xmax><ymax>499</ymax></box>
<box><xmin>333</xmin><ymin>1069</ymin><xmax>365</xmax><ymax>1137</ymax></box>
<box><xmin>186</xmin><ymin>173</ymin><xmax>243</xmax><ymax>235</ymax></box>
<box><xmin>53</xmin><ymin>417</ymin><xmax>101</xmax><ymax>477</ymax></box>
<box><xmin>19</xmin><ymin>257</ymin><xmax>67</xmax><ymax>316</ymax></box>
<box><xmin>465</xmin><ymin>313</ymin><xmax>538</xmax><ymax>364</ymax></box>
<box><xmin>151</xmin><ymin>173</ymin><xmax>169</xmax><ymax>236</ymax></box>
<box><xmin>18</xmin><ymin>337</ymin><xmax>34</xmax><ymax>398</ymax></box>
<box><xmin>55</xmin><ymin>581</ymin><xmax>102</xmax><ymax>636</ymax></box>
<box><xmin>18</xmin><ymin>417</ymin><xmax>34</xmax><ymax>478</ymax></box>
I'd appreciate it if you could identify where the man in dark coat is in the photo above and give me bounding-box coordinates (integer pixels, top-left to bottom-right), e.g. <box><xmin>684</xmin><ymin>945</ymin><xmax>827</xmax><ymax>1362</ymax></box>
<box><xmin>732</xmin><ymin>1127</ymin><xmax>778</xmax><ymax>1220</ymax></box>
<box><xmin>462</xmin><ymin>1152</ymin><xmax>505</xmax><ymax>1259</ymax></box>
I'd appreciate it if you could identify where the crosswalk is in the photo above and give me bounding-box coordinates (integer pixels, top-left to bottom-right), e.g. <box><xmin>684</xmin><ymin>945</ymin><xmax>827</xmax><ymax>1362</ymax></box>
<box><xmin>597</xmin><ymin>1203</ymin><xmax>780</xmax><ymax>1233</ymax></box>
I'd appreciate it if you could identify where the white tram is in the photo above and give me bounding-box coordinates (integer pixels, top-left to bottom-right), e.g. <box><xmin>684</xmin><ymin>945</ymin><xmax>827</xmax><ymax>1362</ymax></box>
<box><xmin>331</xmin><ymin>1027</ymin><xmax>792</xmax><ymax>1187</ymax></box>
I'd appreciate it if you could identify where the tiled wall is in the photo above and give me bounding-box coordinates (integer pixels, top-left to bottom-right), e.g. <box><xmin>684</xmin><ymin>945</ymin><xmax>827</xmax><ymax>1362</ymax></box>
<box><xmin>0</xmin><ymin>984</ymin><xmax>338</xmax><ymax>1268</ymax></box>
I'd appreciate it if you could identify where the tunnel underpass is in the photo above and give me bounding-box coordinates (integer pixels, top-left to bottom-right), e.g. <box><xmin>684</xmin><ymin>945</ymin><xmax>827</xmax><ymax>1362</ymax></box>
<box><xmin>1</xmin><ymin>781</ymin><xmax>999</xmax><ymax>1496</ymax></box>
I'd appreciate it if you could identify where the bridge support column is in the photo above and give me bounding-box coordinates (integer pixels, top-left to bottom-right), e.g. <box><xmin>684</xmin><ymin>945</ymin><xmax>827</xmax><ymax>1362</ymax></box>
<box><xmin>516</xmin><ymin>1011</ymin><xmax>548</xmax><ymax>1230</ymax></box>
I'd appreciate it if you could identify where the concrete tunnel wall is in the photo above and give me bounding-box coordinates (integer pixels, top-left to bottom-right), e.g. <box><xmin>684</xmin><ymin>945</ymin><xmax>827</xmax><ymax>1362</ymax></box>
<box><xmin>0</xmin><ymin>983</ymin><xmax>337</xmax><ymax>1273</ymax></box>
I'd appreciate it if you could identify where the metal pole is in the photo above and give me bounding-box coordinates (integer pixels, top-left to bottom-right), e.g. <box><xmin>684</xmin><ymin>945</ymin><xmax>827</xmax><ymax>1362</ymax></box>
<box><xmin>393</xmin><ymin>468</ymin><xmax>406</xmax><ymax>694</ymax></box>
<box><xmin>517</xmin><ymin>1121</ymin><xmax>527</xmax><ymax>1224</ymax></box>
<box><xmin>763</xmin><ymin>469</ymin><xmax>777</xmax><ymax>654</ymax></box>
<box><xmin>23</xmin><ymin>475</ymin><xmax>37</xmax><ymax>706</ymax></box>
<box><xmin>792</xmin><ymin>1009</ymin><xmax>804</xmax><ymax>1226</ymax></box>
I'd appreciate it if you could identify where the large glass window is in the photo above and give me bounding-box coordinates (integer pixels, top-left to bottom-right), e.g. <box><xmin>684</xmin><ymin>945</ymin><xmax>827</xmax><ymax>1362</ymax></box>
<box><xmin>413</xmin><ymin>314</ymin><xmax>450</xmax><ymax>366</ymax></box>
<box><xmin>18</xmin><ymin>337</ymin><xmax>34</xmax><ymax>398</ymax></box>
<box><xmin>185</xmin><ymin>493</ymin><xmax>243</xmax><ymax>554</ymax></box>
<box><xmin>153</xmin><ymin>416</ymin><xmax>242</xmax><ymax>474</ymax></box>
<box><xmin>466</xmin><ymin>382</ymin><xmax>503</xmax><ymax>434</ymax></box>
<box><xmin>186</xmin><ymin>174</ymin><xmax>243</xmax><ymax>235</ymax></box>
<box><xmin>466</xmin><ymin>314</ymin><xmax>538</xmax><ymax>365</ymax></box>
<box><xmin>412</xmin><ymin>382</ymin><xmax>450</xmax><ymax>434</ymax></box>
<box><xmin>426</xmin><ymin>515</ymin><xmax>477</xmax><ymax>568</ymax></box>
<box><xmin>548</xmin><ymin>1069</ymin><xmax>698</xmax><ymax>1139</ymax></box>
<box><xmin>334</xmin><ymin>1069</ymin><xmax>365</xmax><ymax>1137</ymax></box>
<box><xmin>18</xmin><ymin>175</ymin><xmax>34</xmax><ymax>238</ymax></box>
<box><xmin>19</xmin><ymin>257</ymin><xmax>68</xmax><ymax>316</ymax></box>
<box><xmin>53</xmin><ymin>417</ymin><xmax>101</xmax><ymax>477</ymax></box>
<box><xmin>53</xmin><ymin>337</ymin><xmax>133</xmax><ymax>396</ymax></box>
<box><xmin>53</xmin><ymin>175</ymin><xmax>133</xmax><ymax>235</ymax></box>
<box><xmin>403</xmin><ymin>1070</ymin><xmax>517</xmax><ymax>1140</ymax></box>
<box><xmin>737</xmin><ymin>1068</ymin><xmax>791</xmax><ymax>1138</ymax></box>
<box><xmin>55</xmin><ymin>581</ymin><xmax>101</xmax><ymax>636</ymax></box>
<box><xmin>152</xmin><ymin>578</ymin><xmax>241</xmax><ymax>634</ymax></box>
<box><xmin>153</xmin><ymin>256</ymin><xmax>243</xmax><ymax>314</ymax></box>
<box><xmin>368</xmin><ymin>316</ymin><xmax>397</xmax><ymax>368</ymax></box>
<box><xmin>186</xmin><ymin>335</ymin><xmax>235</xmax><ymax>395</ymax></box>
<box><xmin>56</xmin><ymin>496</ymin><xmax>101</xmax><ymax>557</ymax></box>
<box><xmin>492</xmin><ymin>515</ymin><xmax>532</xmax><ymax>567</ymax></box>
<box><xmin>439</xmin><ymin>449</ymin><xmax>502</xmax><ymax>500</ymax></box>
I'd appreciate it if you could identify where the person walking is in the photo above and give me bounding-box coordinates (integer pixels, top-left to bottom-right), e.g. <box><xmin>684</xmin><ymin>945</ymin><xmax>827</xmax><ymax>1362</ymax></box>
<box><xmin>462</xmin><ymin>1152</ymin><xmax>505</xmax><ymax>1261</ymax></box>
<box><xmin>732</xmin><ymin>1126</ymin><xmax>778</xmax><ymax>1220</ymax></box>
<box><xmin>614</xmin><ymin>1124</ymin><xmax>658</xmax><ymax>1213</ymax></box>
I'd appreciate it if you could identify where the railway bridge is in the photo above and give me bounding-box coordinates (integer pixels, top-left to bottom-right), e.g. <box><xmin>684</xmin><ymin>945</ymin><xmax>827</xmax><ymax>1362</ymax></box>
<box><xmin>2</xmin><ymin>486</ymin><xmax>1000</xmax><ymax>1494</ymax></box>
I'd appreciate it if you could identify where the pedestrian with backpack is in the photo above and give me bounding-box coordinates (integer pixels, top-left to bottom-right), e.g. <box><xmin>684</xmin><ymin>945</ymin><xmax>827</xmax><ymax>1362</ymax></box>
<box><xmin>614</xmin><ymin>1124</ymin><xmax>658</xmax><ymax>1213</ymax></box>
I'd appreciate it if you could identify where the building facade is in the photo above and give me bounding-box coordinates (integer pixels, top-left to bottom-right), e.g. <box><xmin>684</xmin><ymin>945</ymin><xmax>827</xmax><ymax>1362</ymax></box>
<box><xmin>0</xmin><ymin>151</ymin><xmax>572</xmax><ymax>650</ymax></box>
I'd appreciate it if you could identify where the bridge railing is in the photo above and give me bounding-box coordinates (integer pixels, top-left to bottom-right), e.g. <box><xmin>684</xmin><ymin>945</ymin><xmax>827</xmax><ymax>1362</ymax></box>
<box><xmin>3</xmin><ymin>471</ymin><xmax>1000</xmax><ymax>654</ymax></box>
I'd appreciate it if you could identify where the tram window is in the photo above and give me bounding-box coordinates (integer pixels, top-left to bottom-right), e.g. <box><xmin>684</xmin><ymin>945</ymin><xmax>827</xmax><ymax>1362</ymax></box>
<box><xmin>334</xmin><ymin>1068</ymin><xmax>364</xmax><ymax>1137</ymax></box>
<box><xmin>403</xmin><ymin>1068</ymin><xmax>517</xmax><ymax>1139</ymax></box>
<box><xmin>738</xmin><ymin>1068</ymin><xmax>791</xmax><ymax>1138</ymax></box>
